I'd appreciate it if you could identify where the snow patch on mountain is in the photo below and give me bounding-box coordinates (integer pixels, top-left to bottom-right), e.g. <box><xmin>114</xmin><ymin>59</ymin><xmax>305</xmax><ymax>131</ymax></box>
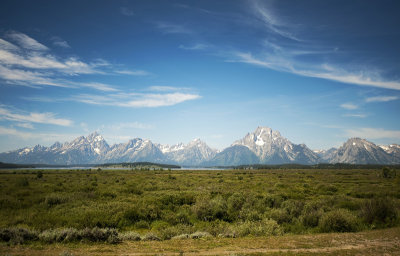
<box><xmin>0</xmin><ymin>129</ymin><xmax>399</xmax><ymax>165</ymax></box>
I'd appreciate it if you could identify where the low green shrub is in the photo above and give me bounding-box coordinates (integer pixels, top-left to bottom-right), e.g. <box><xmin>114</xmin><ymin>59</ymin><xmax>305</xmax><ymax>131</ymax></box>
<box><xmin>319</xmin><ymin>209</ymin><xmax>359</xmax><ymax>232</ymax></box>
<box><xmin>263</xmin><ymin>195</ymin><xmax>284</xmax><ymax>208</ymax></box>
<box><xmin>0</xmin><ymin>227</ymin><xmax>38</xmax><ymax>244</ymax></box>
<box><xmin>36</xmin><ymin>171</ymin><xmax>43</xmax><ymax>179</ymax></box>
<box><xmin>38</xmin><ymin>228</ymin><xmax>79</xmax><ymax>243</ymax></box>
<box><xmin>192</xmin><ymin>195</ymin><xmax>228</xmax><ymax>221</ymax></box>
<box><xmin>265</xmin><ymin>208</ymin><xmax>291</xmax><ymax>224</ymax></box>
<box><xmin>382</xmin><ymin>167</ymin><xmax>396</xmax><ymax>179</ymax></box>
<box><xmin>361</xmin><ymin>197</ymin><xmax>398</xmax><ymax>227</ymax></box>
<box><xmin>16</xmin><ymin>177</ymin><xmax>29</xmax><ymax>187</ymax></box>
<box><xmin>119</xmin><ymin>231</ymin><xmax>141</xmax><ymax>241</ymax></box>
<box><xmin>157</xmin><ymin>224</ymin><xmax>193</xmax><ymax>240</ymax></box>
<box><xmin>171</xmin><ymin>234</ymin><xmax>189</xmax><ymax>240</ymax></box>
<box><xmin>141</xmin><ymin>232</ymin><xmax>161</xmax><ymax>241</ymax></box>
<box><xmin>233</xmin><ymin>218</ymin><xmax>283</xmax><ymax>237</ymax></box>
<box><xmin>79</xmin><ymin>227</ymin><xmax>119</xmax><ymax>242</ymax></box>
<box><xmin>189</xmin><ymin>231</ymin><xmax>212</xmax><ymax>239</ymax></box>
<box><xmin>45</xmin><ymin>194</ymin><xmax>68</xmax><ymax>207</ymax></box>
<box><xmin>301</xmin><ymin>202</ymin><xmax>324</xmax><ymax>228</ymax></box>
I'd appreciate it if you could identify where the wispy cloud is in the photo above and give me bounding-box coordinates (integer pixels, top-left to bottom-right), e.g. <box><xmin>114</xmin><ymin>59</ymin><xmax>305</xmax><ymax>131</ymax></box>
<box><xmin>15</xmin><ymin>122</ymin><xmax>34</xmax><ymax>129</ymax></box>
<box><xmin>0</xmin><ymin>32</ymin><xmax>145</xmax><ymax>91</ymax></box>
<box><xmin>156</xmin><ymin>22</ymin><xmax>192</xmax><ymax>34</ymax></box>
<box><xmin>0</xmin><ymin>126</ymin><xmax>33</xmax><ymax>139</ymax></box>
<box><xmin>0</xmin><ymin>65</ymin><xmax>67</xmax><ymax>88</ymax></box>
<box><xmin>231</xmin><ymin>51</ymin><xmax>400</xmax><ymax>90</ymax></box>
<box><xmin>76</xmin><ymin>82</ymin><xmax>118</xmax><ymax>92</ymax></box>
<box><xmin>345</xmin><ymin>127</ymin><xmax>400</xmax><ymax>139</ymax></box>
<box><xmin>340</xmin><ymin>103</ymin><xmax>358</xmax><ymax>110</ymax></box>
<box><xmin>115</xmin><ymin>70</ymin><xmax>151</xmax><ymax>76</ymax></box>
<box><xmin>0</xmin><ymin>38</ymin><xmax>20</xmax><ymax>51</ymax></box>
<box><xmin>120</xmin><ymin>7</ymin><xmax>134</xmax><ymax>16</ymax></box>
<box><xmin>0</xmin><ymin>105</ymin><xmax>73</xmax><ymax>126</ymax></box>
<box><xmin>343</xmin><ymin>114</ymin><xmax>367</xmax><ymax>118</ymax></box>
<box><xmin>6</xmin><ymin>31</ymin><xmax>48</xmax><ymax>51</ymax></box>
<box><xmin>51</xmin><ymin>36</ymin><xmax>71</xmax><ymax>48</ymax></box>
<box><xmin>221</xmin><ymin>2</ymin><xmax>400</xmax><ymax>91</ymax></box>
<box><xmin>365</xmin><ymin>96</ymin><xmax>399</xmax><ymax>103</ymax></box>
<box><xmin>0</xmin><ymin>34</ymin><xmax>102</xmax><ymax>89</ymax></box>
<box><xmin>74</xmin><ymin>91</ymin><xmax>201</xmax><ymax>108</ymax></box>
<box><xmin>251</xmin><ymin>0</ymin><xmax>300</xmax><ymax>41</ymax></box>
<box><xmin>0</xmin><ymin>125</ymin><xmax>79</xmax><ymax>143</ymax></box>
<box><xmin>24</xmin><ymin>87</ymin><xmax>200</xmax><ymax>108</ymax></box>
<box><xmin>179</xmin><ymin>43</ymin><xmax>209</xmax><ymax>50</ymax></box>
<box><xmin>147</xmin><ymin>86</ymin><xmax>188</xmax><ymax>92</ymax></box>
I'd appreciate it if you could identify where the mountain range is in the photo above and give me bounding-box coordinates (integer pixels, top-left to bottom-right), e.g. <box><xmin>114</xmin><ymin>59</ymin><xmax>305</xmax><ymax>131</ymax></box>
<box><xmin>0</xmin><ymin>127</ymin><xmax>399</xmax><ymax>166</ymax></box>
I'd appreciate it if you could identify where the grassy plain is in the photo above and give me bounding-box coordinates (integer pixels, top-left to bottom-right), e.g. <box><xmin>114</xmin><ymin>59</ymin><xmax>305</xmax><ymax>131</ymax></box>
<box><xmin>1</xmin><ymin>227</ymin><xmax>400</xmax><ymax>255</ymax></box>
<box><xmin>0</xmin><ymin>168</ymin><xmax>399</xmax><ymax>254</ymax></box>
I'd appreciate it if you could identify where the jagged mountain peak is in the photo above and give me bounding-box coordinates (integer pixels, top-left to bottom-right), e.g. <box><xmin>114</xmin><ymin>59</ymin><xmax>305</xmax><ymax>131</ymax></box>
<box><xmin>346</xmin><ymin>137</ymin><xmax>371</xmax><ymax>145</ymax></box>
<box><xmin>254</xmin><ymin>126</ymin><xmax>281</xmax><ymax>138</ymax></box>
<box><xmin>233</xmin><ymin>127</ymin><xmax>318</xmax><ymax>164</ymax></box>
<box><xmin>156</xmin><ymin>138</ymin><xmax>217</xmax><ymax>165</ymax></box>
<box><xmin>188</xmin><ymin>138</ymin><xmax>207</xmax><ymax>147</ymax></box>
<box><xmin>329</xmin><ymin>137</ymin><xmax>394</xmax><ymax>164</ymax></box>
<box><xmin>50</xmin><ymin>142</ymin><xmax>62</xmax><ymax>150</ymax></box>
<box><xmin>86</xmin><ymin>131</ymin><xmax>105</xmax><ymax>142</ymax></box>
<box><xmin>380</xmin><ymin>144</ymin><xmax>400</xmax><ymax>153</ymax></box>
<box><xmin>0</xmin><ymin>127</ymin><xmax>399</xmax><ymax>165</ymax></box>
<box><xmin>235</xmin><ymin>126</ymin><xmax>286</xmax><ymax>147</ymax></box>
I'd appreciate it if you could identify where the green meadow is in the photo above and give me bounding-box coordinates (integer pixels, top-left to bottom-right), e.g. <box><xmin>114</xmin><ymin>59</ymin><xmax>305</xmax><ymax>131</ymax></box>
<box><xmin>0</xmin><ymin>168</ymin><xmax>399</xmax><ymax>251</ymax></box>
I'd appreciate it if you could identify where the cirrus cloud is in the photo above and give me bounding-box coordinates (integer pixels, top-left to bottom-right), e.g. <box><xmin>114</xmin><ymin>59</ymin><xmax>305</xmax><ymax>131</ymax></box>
<box><xmin>345</xmin><ymin>127</ymin><xmax>400</xmax><ymax>140</ymax></box>
<box><xmin>74</xmin><ymin>91</ymin><xmax>201</xmax><ymax>108</ymax></box>
<box><xmin>0</xmin><ymin>105</ymin><xmax>73</xmax><ymax>127</ymax></box>
<box><xmin>365</xmin><ymin>96</ymin><xmax>399</xmax><ymax>103</ymax></box>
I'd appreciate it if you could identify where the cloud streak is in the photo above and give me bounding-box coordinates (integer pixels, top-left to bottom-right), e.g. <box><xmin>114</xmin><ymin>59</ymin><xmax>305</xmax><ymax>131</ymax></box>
<box><xmin>251</xmin><ymin>0</ymin><xmax>300</xmax><ymax>41</ymax></box>
<box><xmin>115</xmin><ymin>70</ymin><xmax>151</xmax><ymax>76</ymax></box>
<box><xmin>51</xmin><ymin>36</ymin><xmax>71</xmax><ymax>48</ymax></box>
<box><xmin>6</xmin><ymin>31</ymin><xmax>48</xmax><ymax>51</ymax></box>
<box><xmin>156</xmin><ymin>22</ymin><xmax>192</xmax><ymax>34</ymax></box>
<box><xmin>0</xmin><ymin>126</ymin><xmax>33</xmax><ymax>139</ymax></box>
<box><xmin>365</xmin><ymin>96</ymin><xmax>399</xmax><ymax>103</ymax></box>
<box><xmin>0</xmin><ymin>125</ymin><xmax>80</xmax><ymax>143</ymax></box>
<box><xmin>340</xmin><ymin>103</ymin><xmax>358</xmax><ymax>110</ymax></box>
<box><xmin>222</xmin><ymin>2</ymin><xmax>400</xmax><ymax>91</ymax></box>
<box><xmin>0</xmin><ymin>106</ymin><xmax>73</xmax><ymax>126</ymax></box>
<box><xmin>343</xmin><ymin>114</ymin><xmax>367</xmax><ymax>118</ymax></box>
<box><xmin>74</xmin><ymin>91</ymin><xmax>201</xmax><ymax>108</ymax></box>
<box><xmin>345</xmin><ymin>127</ymin><xmax>400</xmax><ymax>140</ymax></box>
<box><xmin>179</xmin><ymin>43</ymin><xmax>209</xmax><ymax>50</ymax></box>
<box><xmin>147</xmin><ymin>86</ymin><xmax>189</xmax><ymax>92</ymax></box>
<box><xmin>0</xmin><ymin>32</ymin><xmax>148</xmax><ymax>92</ymax></box>
<box><xmin>232</xmin><ymin>51</ymin><xmax>400</xmax><ymax>90</ymax></box>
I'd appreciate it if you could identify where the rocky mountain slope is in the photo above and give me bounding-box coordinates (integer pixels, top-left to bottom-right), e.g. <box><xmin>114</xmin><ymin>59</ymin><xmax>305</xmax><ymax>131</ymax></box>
<box><xmin>156</xmin><ymin>139</ymin><xmax>217</xmax><ymax>166</ymax></box>
<box><xmin>0</xmin><ymin>127</ymin><xmax>399</xmax><ymax>165</ymax></box>
<box><xmin>232</xmin><ymin>127</ymin><xmax>320</xmax><ymax>164</ymax></box>
<box><xmin>326</xmin><ymin>138</ymin><xmax>396</xmax><ymax>164</ymax></box>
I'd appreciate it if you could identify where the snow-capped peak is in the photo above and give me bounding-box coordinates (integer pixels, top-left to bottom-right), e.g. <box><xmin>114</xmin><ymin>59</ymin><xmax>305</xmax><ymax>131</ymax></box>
<box><xmin>379</xmin><ymin>144</ymin><xmax>400</xmax><ymax>154</ymax></box>
<box><xmin>86</xmin><ymin>132</ymin><xmax>105</xmax><ymax>142</ymax></box>
<box><xmin>232</xmin><ymin>126</ymin><xmax>318</xmax><ymax>164</ymax></box>
<box><xmin>1</xmin><ymin>127</ymin><xmax>399</xmax><ymax>166</ymax></box>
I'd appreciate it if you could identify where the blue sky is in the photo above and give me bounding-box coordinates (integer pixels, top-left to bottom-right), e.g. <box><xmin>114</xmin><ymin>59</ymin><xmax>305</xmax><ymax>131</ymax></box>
<box><xmin>0</xmin><ymin>0</ymin><xmax>400</xmax><ymax>152</ymax></box>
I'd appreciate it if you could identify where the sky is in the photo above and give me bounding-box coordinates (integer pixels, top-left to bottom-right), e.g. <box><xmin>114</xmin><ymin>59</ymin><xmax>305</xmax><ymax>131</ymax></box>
<box><xmin>0</xmin><ymin>0</ymin><xmax>400</xmax><ymax>152</ymax></box>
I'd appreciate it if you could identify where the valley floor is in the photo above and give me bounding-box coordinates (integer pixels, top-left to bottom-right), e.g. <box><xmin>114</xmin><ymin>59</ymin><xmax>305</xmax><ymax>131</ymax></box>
<box><xmin>2</xmin><ymin>227</ymin><xmax>400</xmax><ymax>256</ymax></box>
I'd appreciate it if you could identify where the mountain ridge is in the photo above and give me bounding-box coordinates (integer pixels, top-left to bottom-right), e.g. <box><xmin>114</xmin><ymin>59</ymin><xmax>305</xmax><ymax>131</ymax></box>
<box><xmin>0</xmin><ymin>127</ymin><xmax>399</xmax><ymax>165</ymax></box>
